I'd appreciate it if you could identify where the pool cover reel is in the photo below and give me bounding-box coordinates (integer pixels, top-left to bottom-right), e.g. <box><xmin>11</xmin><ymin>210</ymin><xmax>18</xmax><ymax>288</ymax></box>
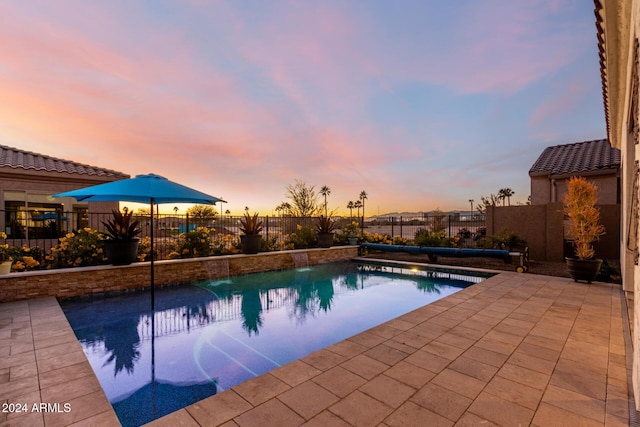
<box><xmin>359</xmin><ymin>243</ymin><xmax>529</xmax><ymax>273</ymax></box>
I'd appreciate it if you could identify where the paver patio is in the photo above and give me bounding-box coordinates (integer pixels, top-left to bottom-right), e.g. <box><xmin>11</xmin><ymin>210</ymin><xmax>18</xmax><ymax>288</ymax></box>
<box><xmin>0</xmin><ymin>269</ymin><xmax>633</xmax><ymax>426</ymax></box>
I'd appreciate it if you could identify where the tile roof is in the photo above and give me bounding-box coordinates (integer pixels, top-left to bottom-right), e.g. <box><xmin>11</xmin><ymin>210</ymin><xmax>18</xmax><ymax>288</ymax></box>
<box><xmin>529</xmin><ymin>139</ymin><xmax>620</xmax><ymax>177</ymax></box>
<box><xmin>0</xmin><ymin>144</ymin><xmax>129</xmax><ymax>178</ymax></box>
<box><xmin>594</xmin><ymin>0</ymin><xmax>609</xmax><ymax>142</ymax></box>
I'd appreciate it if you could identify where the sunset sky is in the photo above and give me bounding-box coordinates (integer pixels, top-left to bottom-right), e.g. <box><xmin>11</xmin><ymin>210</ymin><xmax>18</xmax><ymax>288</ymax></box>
<box><xmin>0</xmin><ymin>1</ymin><xmax>606</xmax><ymax>215</ymax></box>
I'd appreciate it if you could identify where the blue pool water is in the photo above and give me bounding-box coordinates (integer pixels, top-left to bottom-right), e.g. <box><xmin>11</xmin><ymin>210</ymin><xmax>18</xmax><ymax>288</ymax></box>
<box><xmin>60</xmin><ymin>261</ymin><xmax>491</xmax><ymax>426</ymax></box>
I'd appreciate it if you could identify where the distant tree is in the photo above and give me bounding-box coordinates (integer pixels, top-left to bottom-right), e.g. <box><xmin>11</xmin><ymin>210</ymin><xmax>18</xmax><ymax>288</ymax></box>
<box><xmin>187</xmin><ymin>205</ymin><xmax>217</xmax><ymax>227</ymax></box>
<box><xmin>476</xmin><ymin>194</ymin><xmax>500</xmax><ymax>214</ymax></box>
<box><xmin>320</xmin><ymin>185</ymin><xmax>331</xmax><ymax>216</ymax></box>
<box><xmin>173</xmin><ymin>206</ymin><xmax>179</xmax><ymax>215</ymax></box>
<box><xmin>354</xmin><ymin>200</ymin><xmax>362</xmax><ymax>218</ymax></box>
<box><xmin>282</xmin><ymin>180</ymin><xmax>322</xmax><ymax>217</ymax></box>
<box><xmin>498</xmin><ymin>188</ymin><xmax>515</xmax><ymax>206</ymax></box>
<box><xmin>275</xmin><ymin>202</ymin><xmax>292</xmax><ymax>216</ymax></box>
<box><xmin>359</xmin><ymin>190</ymin><xmax>368</xmax><ymax>219</ymax></box>
<box><xmin>347</xmin><ymin>201</ymin><xmax>354</xmax><ymax>219</ymax></box>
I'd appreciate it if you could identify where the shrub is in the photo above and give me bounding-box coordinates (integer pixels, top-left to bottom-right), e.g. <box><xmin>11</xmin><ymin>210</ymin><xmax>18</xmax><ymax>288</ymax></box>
<box><xmin>563</xmin><ymin>176</ymin><xmax>606</xmax><ymax>259</ymax></box>
<box><xmin>136</xmin><ymin>236</ymin><xmax>155</xmax><ymax>261</ymax></box>
<box><xmin>48</xmin><ymin>228</ymin><xmax>108</xmax><ymax>268</ymax></box>
<box><xmin>212</xmin><ymin>233</ymin><xmax>239</xmax><ymax>255</ymax></box>
<box><xmin>477</xmin><ymin>229</ymin><xmax>527</xmax><ymax>251</ymax></box>
<box><xmin>413</xmin><ymin>228</ymin><xmax>448</xmax><ymax>247</ymax></box>
<box><xmin>260</xmin><ymin>232</ymin><xmax>282</xmax><ymax>252</ymax></box>
<box><xmin>362</xmin><ymin>231</ymin><xmax>392</xmax><ymax>244</ymax></box>
<box><xmin>171</xmin><ymin>227</ymin><xmax>214</xmax><ymax>258</ymax></box>
<box><xmin>458</xmin><ymin>228</ymin><xmax>472</xmax><ymax>239</ymax></box>
<box><xmin>285</xmin><ymin>225</ymin><xmax>317</xmax><ymax>249</ymax></box>
<box><xmin>392</xmin><ymin>236</ymin><xmax>410</xmax><ymax>246</ymax></box>
<box><xmin>8</xmin><ymin>246</ymin><xmax>44</xmax><ymax>271</ymax></box>
<box><xmin>340</xmin><ymin>220</ymin><xmax>360</xmax><ymax>237</ymax></box>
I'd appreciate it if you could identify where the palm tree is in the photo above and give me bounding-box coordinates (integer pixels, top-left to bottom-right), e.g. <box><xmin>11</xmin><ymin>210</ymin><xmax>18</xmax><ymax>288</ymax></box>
<box><xmin>347</xmin><ymin>201</ymin><xmax>354</xmax><ymax>219</ymax></box>
<box><xmin>359</xmin><ymin>190</ymin><xmax>368</xmax><ymax>229</ymax></box>
<box><xmin>320</xmin><ymin>185</ymin><xmax>331</xmax><ymax>216</ymax></box>
<box><xmin>499</xmin><ymin>188</ymin><xmax>515</xmax><ymax>206</ymax></box>
<box><xmin>354</xmin><ymin>200</ymin><xmax>362</xmax><ymax>218</ymax></box>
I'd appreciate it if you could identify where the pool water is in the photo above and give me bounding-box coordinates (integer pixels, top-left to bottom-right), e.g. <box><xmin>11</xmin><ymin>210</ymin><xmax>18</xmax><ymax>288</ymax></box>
<box><xmin>60</xmin><ymin>261</ymin><xmax>490</xmax><ymax>427</ymax></box>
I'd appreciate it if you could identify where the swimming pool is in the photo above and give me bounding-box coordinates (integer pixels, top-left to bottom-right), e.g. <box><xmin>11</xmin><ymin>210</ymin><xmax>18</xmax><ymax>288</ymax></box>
<box><xmin>60</xmin><ymin>261</ymin><xmax>492</xmax><ymax>427</ymax></box>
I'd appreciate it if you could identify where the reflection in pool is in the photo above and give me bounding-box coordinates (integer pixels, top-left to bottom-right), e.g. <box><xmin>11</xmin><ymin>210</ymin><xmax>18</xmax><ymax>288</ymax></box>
<box><xmin>60</xmin><ymin>261</ymin><xmax>490</xmax><ymax>426</ymax></box>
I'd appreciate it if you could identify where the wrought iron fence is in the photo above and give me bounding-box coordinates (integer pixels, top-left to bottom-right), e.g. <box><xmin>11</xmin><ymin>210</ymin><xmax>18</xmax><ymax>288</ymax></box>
<box><xmin>0</xmin><ymin>210</ymin><xmax>486</xmax><ymax>262</ymax></box>
<box><xmin>364</xmin><ymin>214</ymin><xmax>486</xmax><ymax>247</ymax></box>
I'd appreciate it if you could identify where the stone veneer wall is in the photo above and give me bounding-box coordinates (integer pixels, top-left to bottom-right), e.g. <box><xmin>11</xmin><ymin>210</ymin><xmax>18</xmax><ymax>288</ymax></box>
<box><xmin>0</xmin><ymin>247</ymin><xmax>358</xmax><ymax>303</ymax></box>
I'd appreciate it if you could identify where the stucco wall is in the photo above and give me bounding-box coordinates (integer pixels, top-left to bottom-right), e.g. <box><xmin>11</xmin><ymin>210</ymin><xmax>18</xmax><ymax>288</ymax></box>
<box><xmin>487</xmin><ymin>203</ymin><xmax>620</xmax><ymax>262</ymax></box>
<box><xmin>0</xmin><ymin>247</ymin><xmax>358</xmax><ymax>303</ymax></box>
<box><xmin>530</xmin><ymin>174</ymin><xmax>619</xmax><ymax>205</ymax></box>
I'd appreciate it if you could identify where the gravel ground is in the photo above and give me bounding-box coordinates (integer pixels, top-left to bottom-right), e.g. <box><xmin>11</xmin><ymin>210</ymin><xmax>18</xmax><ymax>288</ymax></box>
<box><xmin>360</xmin><ymin>251</ymin><xmax>622</xmax><ymax>284</ymax></box>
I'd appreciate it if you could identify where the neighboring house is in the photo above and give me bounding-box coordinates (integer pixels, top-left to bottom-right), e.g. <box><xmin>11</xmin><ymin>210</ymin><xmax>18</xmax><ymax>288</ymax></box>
<box><xmin>0</xmin><ymin>144</ymin><xmax>128</xmax><ymax>238</ymax></box>
<box><xmin>529</xmin><ymin>139</ymin><xmax>621</xmax><ymax>205</ymax></box>
<box><xmin>596</xmin><ymin>0</ymin><xmax>640</xmax><ymax>410</ymax></box>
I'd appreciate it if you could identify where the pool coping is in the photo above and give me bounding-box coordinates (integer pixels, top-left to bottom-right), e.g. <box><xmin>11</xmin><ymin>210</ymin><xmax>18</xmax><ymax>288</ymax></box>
<box><xmin>0</xmin><ymin>268</ymin><xmax>632</xmax><ymax>426</ymax></box>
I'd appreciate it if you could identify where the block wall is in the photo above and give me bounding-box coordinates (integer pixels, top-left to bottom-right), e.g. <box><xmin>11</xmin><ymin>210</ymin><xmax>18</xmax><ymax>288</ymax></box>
<box><xmin>0</xmin><ymin>247</ymin><xmax>358</xmax><ymax>303</ymax></box>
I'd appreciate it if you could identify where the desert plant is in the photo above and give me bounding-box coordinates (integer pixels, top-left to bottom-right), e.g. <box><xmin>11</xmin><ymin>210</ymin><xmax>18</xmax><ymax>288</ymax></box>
<box><xmin>102</xmin><ymin>210</ymin><xmax>142</xmax><ymax>241</ymax></box>
<box><xmin>316</xmin><ymin>215</ymin><xmax>336</xmax><ymax>234</ymax></box>
<box><xmin>239</xmin><ymin>212</ymin><xmax>263</xmax><ymax>235</ymax></box>
<box><xmin>563</xmin><ymin>177</ymin><xmax>606</xmax><ymax>260</ymax></box>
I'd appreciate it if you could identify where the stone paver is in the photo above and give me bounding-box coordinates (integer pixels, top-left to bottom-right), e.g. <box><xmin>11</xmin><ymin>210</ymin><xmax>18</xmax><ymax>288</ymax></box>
<box><xmin>0</xmin><ymin>270</ymin><xmax>634</xmax><ymax>426</ymax></box>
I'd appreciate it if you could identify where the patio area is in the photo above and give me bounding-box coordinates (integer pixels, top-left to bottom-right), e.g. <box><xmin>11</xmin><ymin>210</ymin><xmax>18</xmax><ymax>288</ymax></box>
<box><xmin>0</xmin><ymin>268</ymin><xmax>633</xmax><ymax>426</ymax></box>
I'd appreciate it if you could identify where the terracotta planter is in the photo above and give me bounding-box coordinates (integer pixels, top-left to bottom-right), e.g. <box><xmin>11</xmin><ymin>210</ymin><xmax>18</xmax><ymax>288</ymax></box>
<box><xmin>565</xmin><ymin>257</ymin><xmax>602</xmax><ymax>284</ymax></box>
<box><xmin>240</xmin><ymin>234</ymin><xmax>262</xmax><ymax>254</ymax></box>
<box><xmin>317</xmin><ymin>233</ymin><xmax>334</xmax><ymax>248</ymax></box>
<box><xmin>0</xmin><ymin>261</ymin><xmax>11</xmax><ymax>275</ymax></box>
<box><xmin>103</xmin><ymin>239</ymin><xmax>140</xmax><ymax>266</ymax></box>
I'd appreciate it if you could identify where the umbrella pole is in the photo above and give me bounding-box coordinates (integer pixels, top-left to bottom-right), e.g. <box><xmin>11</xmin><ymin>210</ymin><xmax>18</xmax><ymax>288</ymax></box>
<box><xmin>150</xmin><ymin>198</ymin><xmax>155</xmax><ymax>310</ymax></box>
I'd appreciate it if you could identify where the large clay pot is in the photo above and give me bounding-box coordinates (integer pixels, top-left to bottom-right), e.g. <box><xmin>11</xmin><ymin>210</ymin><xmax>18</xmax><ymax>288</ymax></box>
<box><xmin>317</xmin><ymin>233</ymin><xmax>334</xmax><ymax>248</ymax></box>
<box><xmin>103</xmin><ymin>239</ymin><xmax>140</xmax><ymax>266</ymax></box>
<box><xmin>565</xmin><ymin>257</ymin><xmax>602</xmax><ymax>284</ymax></box>
<box><xmin>240</xmin><ymin>234</ymin><xmax>262</xmax><ymax>254</ymax></box>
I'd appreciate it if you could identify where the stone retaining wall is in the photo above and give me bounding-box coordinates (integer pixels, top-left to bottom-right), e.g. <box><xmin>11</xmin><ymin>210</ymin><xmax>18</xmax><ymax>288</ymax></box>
<box><xmin>0</xmin><ymin>247</ymin><xmax>358</xmax><ymax>303</ymax></box>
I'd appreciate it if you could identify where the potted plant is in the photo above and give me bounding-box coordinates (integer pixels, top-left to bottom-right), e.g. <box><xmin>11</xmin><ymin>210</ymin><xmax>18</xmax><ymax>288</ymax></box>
<box><xmin>0</xmin><ymin>232</ymin><xmax>12</xmax><ymax>274</ymax></box>
<box><xmin>316</xmin><ymin>215</ymin><xmax>336</xmax><ymax>248</ymax></box>
<box><xmin>102</xmin><ymin>209</ymin><xmax>142</xmax><ymax>265</ymax></box>
<box><xmin>563</xmin><ymin>176</ymin><xmax>606</xmax><ymax>283</ymax></box>
<box><xmin>342</xmin><ymin>221</ymin><xmax>360</xmax><ymax>245</ymax></box>
<box><xmin>240</xmin><ymin>211</ymin><xmax>263</xmax><ymax>254</ymax></box>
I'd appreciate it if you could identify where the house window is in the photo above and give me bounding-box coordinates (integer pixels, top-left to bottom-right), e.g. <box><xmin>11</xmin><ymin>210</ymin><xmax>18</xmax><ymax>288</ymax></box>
<box><xmin>3</xmin><ymin>191</ymin><xmax>64</xmax><ymax>239</ymax></box>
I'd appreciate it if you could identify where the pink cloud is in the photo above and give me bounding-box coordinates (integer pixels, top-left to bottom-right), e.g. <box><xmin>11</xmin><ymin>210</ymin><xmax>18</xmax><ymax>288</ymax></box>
<box><xmin>0</xmin><ymin>1</ymin><xmax>598</xmax><ymax>214</ymax></box>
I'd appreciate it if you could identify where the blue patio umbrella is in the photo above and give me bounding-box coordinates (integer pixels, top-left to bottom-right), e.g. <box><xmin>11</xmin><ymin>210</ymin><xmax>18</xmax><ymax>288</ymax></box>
<box><xmin>54</xmin><ymin>173</ymin><xmax>223</xmax><ymax>310</ymax></box>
